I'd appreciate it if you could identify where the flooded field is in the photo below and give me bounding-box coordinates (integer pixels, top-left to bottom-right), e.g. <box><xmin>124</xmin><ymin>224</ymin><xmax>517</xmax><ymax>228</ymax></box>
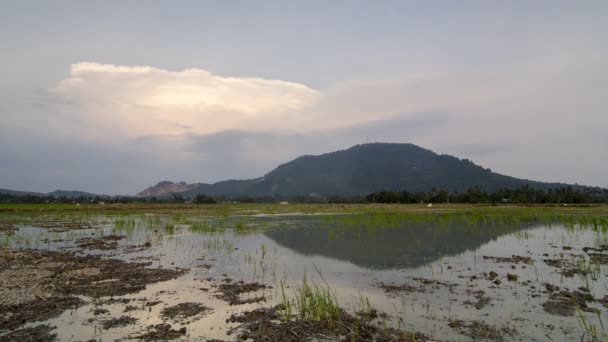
<box><xmin>1</xmin><ymin>205</ymin><xmax>607</xmax><ymax>341</ymax></box>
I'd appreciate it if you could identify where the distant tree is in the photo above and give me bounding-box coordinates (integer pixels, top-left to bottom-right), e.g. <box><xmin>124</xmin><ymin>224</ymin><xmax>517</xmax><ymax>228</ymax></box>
<box><xmin>193</xmin><ymin>194</ymin><xmax>217</xmax><ymax>204</ymax></box>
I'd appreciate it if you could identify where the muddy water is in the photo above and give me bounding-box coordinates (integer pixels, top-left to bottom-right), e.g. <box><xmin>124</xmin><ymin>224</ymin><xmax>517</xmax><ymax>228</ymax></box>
<box><xmin>1</xmin><ymin>213</ymin><xmax>607</xmax><ymax>341</ymax></box>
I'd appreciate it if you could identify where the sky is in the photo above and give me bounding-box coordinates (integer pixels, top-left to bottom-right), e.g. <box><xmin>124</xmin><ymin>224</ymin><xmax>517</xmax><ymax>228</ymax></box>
<box><xmin>1</xmin><ymin>1</ymin><xmax>607</xmax><ymax>194</ymax></box>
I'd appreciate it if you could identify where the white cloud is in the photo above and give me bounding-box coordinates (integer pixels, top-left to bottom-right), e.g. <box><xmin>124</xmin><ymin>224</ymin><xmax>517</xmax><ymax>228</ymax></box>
<box><xmin>52</xmin><ymin>62</ymin><xmax>321</xmax><ymax>137</ymax></box>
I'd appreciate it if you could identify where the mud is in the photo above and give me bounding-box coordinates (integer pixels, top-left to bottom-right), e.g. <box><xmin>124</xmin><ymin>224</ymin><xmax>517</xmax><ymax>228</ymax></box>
<box><xmin>543</xmin><ymin>256</ymin><xmax>593</xmax><ymax>277</ymax></box>
<box><xmin>0</xmin><ymin>222</ymin><xmax>16</xmax><ymax>234</ymax></box>
<box><xmin>587</xmin><ymin>252</ymin><xmax>608</xmax><ymax>264</ymax></box>
<box><xmin>0</xmin><ymin>296</ymin><xmax>83</xmax><ymax>331</ymax></box>
<box><xmin>102</xmin><ymin>315</ymin><xmax>138</xmax><ymax>329</ymax></box>
<box><xmin>582</xmin><ymin>245</ymin><xmax>608</xmax><ymax>253</ymax></box>
<box><xmin>542</xmin><ymin>289</ymin><xmax>597</xmax><ymax>316</ymax></box>
<box><xmin>216</xmin><ymin>281</ymin><xmax>267</xmax><ymax>305</ymax></box>
<box><xmin>76</xmin><ymin>235</ymin><xmax>126</xmax><ymax>250</ymax></box>
<box><xmin>0</xmin><ymin>324</ymin><xmax>56</xmax><ymax>342</ymax></box>
<box><xmin>229</xmin><ymin>306</ymin><xmax>432</xmax><ymax>342</ymax></box>
<box><xmin>134</xmin><ymin>324</ymin><xmax>187</xmax><ymax>341</ymax></box>
<box><xmin>161</xmin><ymin>303</ymin><xmax>210</xmax><ymax>321</ymax></box>
<box><xmin>0</xmin><ymin>246</ymin><xmax>185</xmax><ymax>331</ymax></box>
<box><xmin>483</xmin><ymin>255</ymin><xmax>532</xmax><ymax>264</ymax></box>
<box><xmin>377</xmin><ymin>282</ymin><xmax>422</xmax><ymax>294</ymax></box>
<box><xmin>449</xmin><ymin>320</ymin><xmax>515</xmax><ymax>341</ymax></box>
<box><xmin>21</xmin><ymin>220</ymin><xmax>97</xmax><ymax>232</ymax></box>
<box><xmin>412</xmin><ymin>277</ymin><xmax>457</xmax><ymax>291</ymax></box>
<box><xmin>464</xmin><ymin>290</ymin><xmax>491</xmax><ymax>310</ymax></box>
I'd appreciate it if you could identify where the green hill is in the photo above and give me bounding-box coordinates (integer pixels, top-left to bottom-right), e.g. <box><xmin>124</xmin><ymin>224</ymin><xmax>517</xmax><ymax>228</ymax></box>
<box><xmin>146</xmin><ymin>143</ymin><xmax>577</xmax><ymax>198</ymax></box>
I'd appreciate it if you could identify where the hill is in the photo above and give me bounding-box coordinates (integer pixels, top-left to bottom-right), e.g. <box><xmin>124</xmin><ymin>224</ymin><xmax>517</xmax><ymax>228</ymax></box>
<box><xmin>138</xmin><ymin>143</ymin><xmax>578</xmax><ymax>198</ymax></box>
<box><xmin>0</xmin><ymin>189</ymin><xmax>100</xmax><ymax>198</ymax></box>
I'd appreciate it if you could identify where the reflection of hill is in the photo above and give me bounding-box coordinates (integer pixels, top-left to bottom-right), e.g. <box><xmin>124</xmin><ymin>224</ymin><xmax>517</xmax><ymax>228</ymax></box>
<box><xmin>265</xmin><ymin>220</ymin><xmax>530</xmax><ymax>269</ymax></box>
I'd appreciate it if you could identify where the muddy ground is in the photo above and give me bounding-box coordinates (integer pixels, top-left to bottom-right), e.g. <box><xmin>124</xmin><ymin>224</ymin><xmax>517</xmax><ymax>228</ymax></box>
<box><xmin>0</xmin><ymin>246</ymin><xmax>185</xmax><ymax>336</ymax></box>
<box><xmin>227</xmin><ymin>306</ymin><xmax>433</xmax><ymax>342</ymax></box>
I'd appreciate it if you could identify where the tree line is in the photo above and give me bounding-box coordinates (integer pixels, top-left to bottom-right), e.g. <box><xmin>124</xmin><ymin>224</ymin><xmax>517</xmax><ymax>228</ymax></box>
<box><xmin>365</xmin><ymin>185</ymin><xmax>608</xmax><ymax>204</ymax></box>
<box><xmin>2</xmin><ymin>185</ymin><xmax>608</xmax><ymax>204</ymax></box>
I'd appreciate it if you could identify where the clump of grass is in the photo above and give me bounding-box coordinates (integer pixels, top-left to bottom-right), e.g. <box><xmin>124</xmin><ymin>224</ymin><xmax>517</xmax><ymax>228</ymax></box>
<box><xmin>576</xmin><ymin>308</ymin><xmax>608</xmax><ymax>342</ymax></box>
<box><xmin>190</xmin><ymin>220</ymin><xmax>223</xmax><ymax>233</ymax></box>
<box><xmin>280</xmin><ymin>270</ymin><xmax>341</xmax><ymax>326</ymax></box>
<box><xmin>164</xmin><ymin>223</ymin><xmax>175</xmax><ymax>235</ymax></box>
<box><xmin>114</xmin><ymin>216</ymin><xmax>136</xmax><ymax>230</ymax></box>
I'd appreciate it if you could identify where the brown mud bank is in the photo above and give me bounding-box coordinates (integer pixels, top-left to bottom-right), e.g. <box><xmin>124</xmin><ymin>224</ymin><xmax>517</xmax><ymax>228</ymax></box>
<box><xmin>0</xmin><ymin>246</ymin><xmax>185</xmax><ymax>334</ymax></box>
<box><xmin>227</xmin><ymin>306</ymin><xmax>433</xmax><ymax>342</ymax></box>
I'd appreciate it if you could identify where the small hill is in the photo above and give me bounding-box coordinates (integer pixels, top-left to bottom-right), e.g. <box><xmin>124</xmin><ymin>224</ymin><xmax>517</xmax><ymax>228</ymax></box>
<box><xmin>136</xmin><ymin>181</ymin><xmax>200</xmax><ymax>198</ymax></box>
<box><xmin>0</xmin><ymin>189</ymin><xmax>100</xmax><ymax>198</ymax></box>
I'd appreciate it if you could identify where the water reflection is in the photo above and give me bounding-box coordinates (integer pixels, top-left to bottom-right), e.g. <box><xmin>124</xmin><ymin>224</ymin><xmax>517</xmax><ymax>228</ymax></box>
<box><xmin>266</xmin><ymin>219</ymin><xmax>531</xmax><ymax>269</ymax></box>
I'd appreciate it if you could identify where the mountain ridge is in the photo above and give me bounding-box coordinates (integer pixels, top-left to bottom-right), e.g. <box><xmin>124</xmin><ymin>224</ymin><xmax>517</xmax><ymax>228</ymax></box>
<box><xmin>137</xmin><ymin>143</ymin><xmax>586</xmax><ymax>198</ymax></box>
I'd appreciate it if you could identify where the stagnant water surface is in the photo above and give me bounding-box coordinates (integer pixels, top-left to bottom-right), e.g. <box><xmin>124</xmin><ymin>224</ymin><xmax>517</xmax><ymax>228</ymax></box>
<box><xmin>1</xmin><ymin>213</ymin><xmax>607</xmax><ymax>341</ymax></box>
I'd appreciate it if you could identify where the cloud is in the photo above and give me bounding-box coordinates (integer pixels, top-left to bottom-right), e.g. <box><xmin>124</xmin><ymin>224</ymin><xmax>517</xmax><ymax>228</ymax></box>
<box><xmin>52</xmin><ymin>62</ymin><xmax>321</xmax><ymax>137</ymax></box>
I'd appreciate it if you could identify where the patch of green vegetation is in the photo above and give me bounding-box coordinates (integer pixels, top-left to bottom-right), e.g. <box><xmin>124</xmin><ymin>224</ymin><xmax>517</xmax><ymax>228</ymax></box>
<box><xmin>280</xmin><ymin>272</ymin><xmax>341</xmax><ymax>325</ymax></box>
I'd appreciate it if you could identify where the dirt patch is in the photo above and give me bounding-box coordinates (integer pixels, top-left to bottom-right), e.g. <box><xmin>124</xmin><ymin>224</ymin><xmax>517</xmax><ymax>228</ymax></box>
<box><xmin>587</xmin><ymin>252</ymin><xmax>608</xmax><ymax>264</ymax></box>
<box><xmin>377</xmin><ymin>282</ymin><xmax>422</xmax><ymax>294</ymax></box>
<box><xmin>483</xmin><ymin>255</ymin><xmax>532</xmax><ymax>264</ymax></box>
<box><xmin>102</xmin><ymin>315</ymin><xmax>137</xmax><ymax>329</ymax></box>
<box><xmin>76</xmin><ymin>235</ymin><xmax>125</xmax><ymax>250</ymax></box>
<box><xmin>22</xmin><ymin>220</ymin><xmax>97</xmax><ymax>232</ymax></box>
<box><xmin>582</xmin><ymin>245</ymin><xmax>608</xmax><ymax>253</ymax></box>
<box><xmin>412</xmin><ymin>277</ymin><xmax>457</xmax><ymax>291</ymax></box>
<box><xmin>97</xmin><ymin>297</ymin><xmax>132</xmax><ymax>305</ymax></box>
<box><xmin>229</xmin><ymin>306</ymin><xmax>433</xmax><ymax>342</ymax></box>
<box><xmin>134</xmin><ymin>324</ymin><xmax>187</xmax><ymax>341</ymax></box>
<box><xmin>0</xmin><ymin>246</ymin><xmax>185</xmax><ymax>331</ymax></box>
<box><xmin>464</xmin><ymin>290</ymin><xmax>491</xmax><ymax>310</ymax></box>
<box><xmin>542</xmin><ymin>290</ymin><xmax>597</xmax><ymax>316</ymax></box>
<box><xmin>124</xmin><ymin>241</ymin><xmax>152</xmax><ymax>253</ymax></box>
<box><xmin>227</xmin><ymin>307</ymin><xmax>279</xmax><ymax>324</ymax></box>
<box><xmin>544</xmin><ymin>257</ymin><xmax>591</xmax><ymax>277</ymax></box>
<box><xmin>216</xmin><ymin>282</ymin><xmax>267</xmax><ymax>305</ymax></box>
<box><xmin>161</xmin><ymin>303</ymin><xmax>209</xmax><ymax>321</ymax></box>
<box><xmin>0</xmin><ymin>324</ymin><xmax>56</xmax><ymax>342</ymax></box>
<box><xmin>0</xmin><ymin>296</ymin><xmax>83</xmax><ymax>331</ymax></box>
<box><xmin>543</xmin><ymin>283</ymin><xmax>560</xmax><ymax>293</ymax></box>
<box><xmin>93</xmin><ymin>308</ymin><xmax>109</xmax><ymax>316</ymax></box>
<box><xmin>0</xmin><ymin>222</ymin><xmax>16</xmax><ymax>234</ymax></box>
<box><xmin>449</xmin><ymin>320</ymin><xmax>515</xmax><ymax>341</ymax></box>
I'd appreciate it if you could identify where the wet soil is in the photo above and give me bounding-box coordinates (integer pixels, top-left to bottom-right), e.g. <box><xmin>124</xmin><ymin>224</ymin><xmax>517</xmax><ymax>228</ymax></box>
<box><xmin>161</xmin><ymin>302</ymin><xmax>210</xmax><ymax>321</ymax></box>
<box><xmin>542</xmin><ymin>289</ymin><xmax>597</xmax><ymax>316</ymax></box>
<box><xmin>0</xmin><ymin>222</ymin><xmax>16</xmax><ymax>234</ymax></box>
<box><xmin>134</xmin><ymin>323</ymin><xmax>187</xmax><ymax>341</ymax></box>
<box><xmin>216</xmin><ymin>281</ymin><xmax>267</xmax><ymax>305</ymax></box>
<box><xmin>0</xmin><ymin>324</ymin><xmax>56</xmax><ymax>342</ymax></box>
<box><xmin>229</xmin><ymin>306</ymin><xmax>432</xmax><ymax>342</ymax></box>
<box><xmin>483</xmin><ymin>255</ymin><xmax>532</xmax><ymax>264</ymax></box>
<box><xmin>463</xmin><ymin>290</ymin><xmax>491</xmax><ymax>310</ymax></box>
<box><xmin>449</xmin><ymin>320</ymin><xmax>515</xmax><ymax>341</ymax></box>
<box><xmin>102</xmin><ymin>315</ymin><xmax>138</xmax><ymax>329</ymax></box>
<box><xmin>0</xmin><ymin>296</ymin><xmax>83</xmax><ymax>331</ymax></box>
<box><xmin>76</xmin><ymin>234</ymin><xmax>126</xmax><ymax>250</ymax></box>
<box><xmin>21</xmin><ymin>220</ymin><xmax>97</xmax><ymax>232</ymax></box>
<box><xmin>542</xmin><ymin>255</ymin><xmax>593</xmax><ymax>277</ymax></box>
<box><xmin>377</xmin><ymin>282</ymin><xmax>422</xmax><ymax>294</ymax></box>
<box><xmin>0</xmin><ymin>246</ymin><xmax>185</xmax><ymax>331</ymax></box>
